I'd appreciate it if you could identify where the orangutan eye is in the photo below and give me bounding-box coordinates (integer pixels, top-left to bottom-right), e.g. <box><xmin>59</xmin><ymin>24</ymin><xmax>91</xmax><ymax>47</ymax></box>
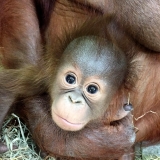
<box><xmin>87</xmin><ymin>85</ymin><xmax>98</xmax><ymax>94</ymax></box>
<box><xmin>66</xmin><ymin>74</ymin><xmax>76</xmax><ymax>84</ymax></box>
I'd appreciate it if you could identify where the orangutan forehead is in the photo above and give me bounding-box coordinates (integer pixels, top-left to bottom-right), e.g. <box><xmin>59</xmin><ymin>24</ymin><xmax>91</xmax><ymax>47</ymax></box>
<box><xmin>62</xmin><ymin>36</ymin><xmax>127</xmax><ymax>78</ymax></box>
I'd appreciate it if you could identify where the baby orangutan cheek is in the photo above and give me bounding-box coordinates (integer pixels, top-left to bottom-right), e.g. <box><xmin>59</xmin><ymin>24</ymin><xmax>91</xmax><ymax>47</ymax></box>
<box><xmin>51</xmin><ymin>94</ymin><xmax>91</xmax><ymax>131</ymax></box>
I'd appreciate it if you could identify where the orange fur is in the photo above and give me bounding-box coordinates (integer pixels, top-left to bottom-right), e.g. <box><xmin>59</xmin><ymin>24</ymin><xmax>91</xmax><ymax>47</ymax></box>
<box><xmin>1</xmin><ymin>0</ymin><xmax>160</xmax><ymax>160</ymax></box>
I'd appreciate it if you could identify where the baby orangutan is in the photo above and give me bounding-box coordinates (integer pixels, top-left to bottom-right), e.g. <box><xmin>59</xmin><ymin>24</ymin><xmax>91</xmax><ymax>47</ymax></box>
<box><xmin>49</xmin><ymin>36</ymin><xmax>130</xmax><ymax>131</ymax></box>
<box><xmin>0</xmin><ymin>35</ymin><xmax>135</xmax><ymax>159</ymax></box>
